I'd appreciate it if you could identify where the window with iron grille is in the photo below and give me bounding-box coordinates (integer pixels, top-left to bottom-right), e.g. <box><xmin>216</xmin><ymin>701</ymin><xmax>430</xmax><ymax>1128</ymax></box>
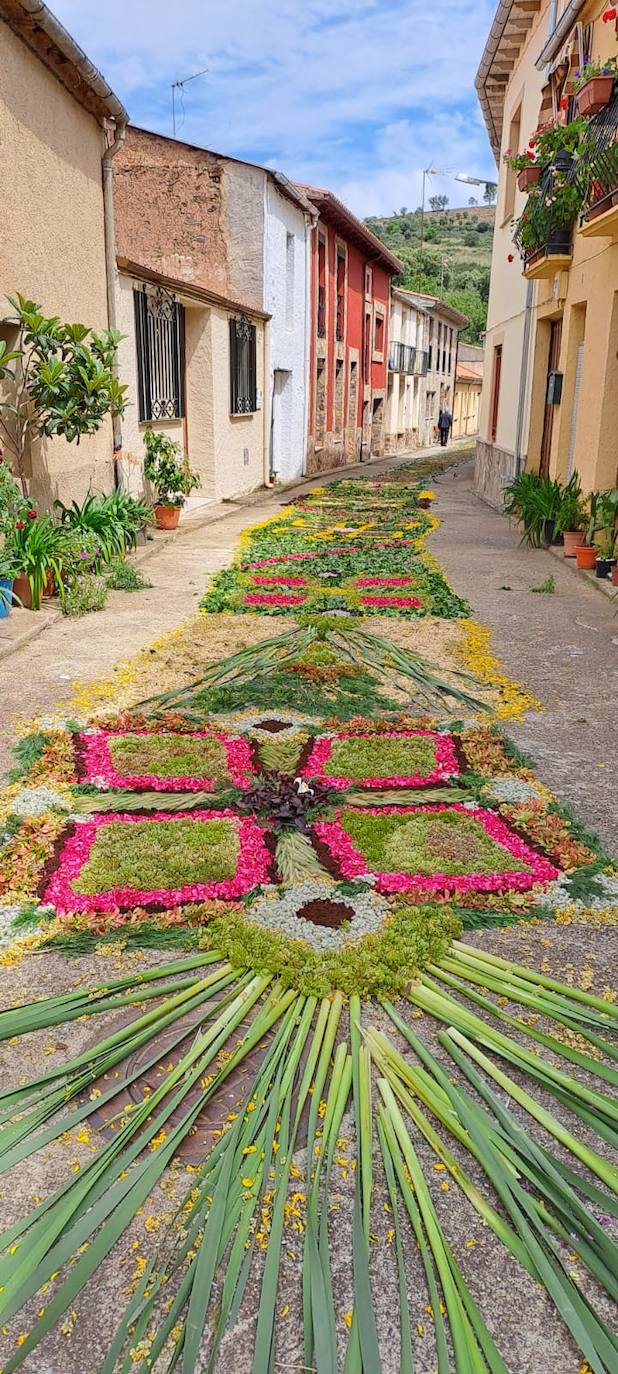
<box><xmin>229</xmin><ymin>316</ymin><xmax>257</xmax><ymax>415</ymax></box>
<box><xmin>133</xmin><ymin>286</ymin><xmax>185</xmax><ymax>422</ymax></box>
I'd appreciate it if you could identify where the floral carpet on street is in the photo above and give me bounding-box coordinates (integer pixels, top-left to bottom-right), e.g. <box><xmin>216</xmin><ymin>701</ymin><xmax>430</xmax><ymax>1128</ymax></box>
<box><xmin>0</xmin><ymin>469</ymin><xmax>616</xmax><ymax>1374</ymax></box>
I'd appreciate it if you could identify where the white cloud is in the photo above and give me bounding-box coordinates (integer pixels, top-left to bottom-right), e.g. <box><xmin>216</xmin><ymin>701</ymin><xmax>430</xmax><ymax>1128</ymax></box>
<box><xmin>51</xmin><ymin>0</ymin><xmax>498</xmax><ymax>215</ymax></box>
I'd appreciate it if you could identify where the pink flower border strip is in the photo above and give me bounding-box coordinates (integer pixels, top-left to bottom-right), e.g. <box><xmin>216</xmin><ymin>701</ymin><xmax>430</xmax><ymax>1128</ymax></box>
<box><xmin>44</xmin><ymin>809</ymin><xmax>271</xmax><ymax>913</ymax></box>
<box><xmin>302</xmin><ymin>731</ymin><xmax>459</xmax><ymax>791</ymax></box>
<box><xmin>79</xmin><ymin>729</ymin><xmax>256</xmax><ymax>793</ymax></box>
<box><xmin>360</xmin><ymin>594</ymin><xmax>422</xmax><ymax>609</ymax></box>
<box><xmin>244</xmin><ymin>591</ymin><xmax>306</xmax><ymax>607</ymax></box>
<box><xmin>313</xmin><ymin>803</ymin><xmax>560</xmax><ymax>894</ymax></box>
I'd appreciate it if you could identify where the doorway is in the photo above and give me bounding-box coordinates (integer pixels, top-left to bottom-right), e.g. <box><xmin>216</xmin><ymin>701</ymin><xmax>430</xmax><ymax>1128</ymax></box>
<box><xmin>271</xmin><ymin>368</ymin><xmax>292</xmax><ymax>482</ymax></box>
<box><xmin>539</xmin><ymin>320</ymin><xmax>562</xmax><ymax>478</ymax></box>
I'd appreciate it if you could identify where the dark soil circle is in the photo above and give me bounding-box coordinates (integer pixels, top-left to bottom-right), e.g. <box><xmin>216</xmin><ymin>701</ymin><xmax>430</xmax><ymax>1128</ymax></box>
<box><xmin>298</xmin><ymin>898</ymin><xmax>355</xmax><ymax>928</ymax></box>
<box><xmin>255</xmin><ymin>719</ymin><xmax>290</xmax><ymax>733</ymax></box>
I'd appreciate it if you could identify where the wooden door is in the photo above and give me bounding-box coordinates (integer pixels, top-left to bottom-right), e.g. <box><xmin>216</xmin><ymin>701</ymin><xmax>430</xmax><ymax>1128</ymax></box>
<box><xmin>540</xmin><ymin>320</ymin><xmax>562</xmax><ymax>478</ymax></box>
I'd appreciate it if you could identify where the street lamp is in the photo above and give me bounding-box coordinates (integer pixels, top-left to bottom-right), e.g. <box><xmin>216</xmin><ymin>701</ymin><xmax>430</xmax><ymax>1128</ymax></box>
<box><xmin>419</xmin><ymin>165</ymin><xmax>452</xmax><ymax>275</ymax></box>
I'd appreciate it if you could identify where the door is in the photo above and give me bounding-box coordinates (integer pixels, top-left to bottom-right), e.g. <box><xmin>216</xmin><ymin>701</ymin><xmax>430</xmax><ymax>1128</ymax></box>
<box><xmin>566</xmin><ymin>342</ymin><xmax>584</xmax><ymax>478</ymax></box>
<box><xmin>539</xmin><ymin>320</ymin><xmax>562</xmax><ymax>478</ymax></box>
<box><xmin>270</xmin><ymin>369</ymin><xmax>292</xmax><ymax>481</ymax></box>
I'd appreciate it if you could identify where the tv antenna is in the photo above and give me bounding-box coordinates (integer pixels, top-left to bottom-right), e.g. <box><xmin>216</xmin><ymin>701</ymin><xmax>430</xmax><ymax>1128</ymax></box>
<box><xmin>171</xmin><ymin>68</ymin><xmax>208</xmax><ymax>137</ymax></box>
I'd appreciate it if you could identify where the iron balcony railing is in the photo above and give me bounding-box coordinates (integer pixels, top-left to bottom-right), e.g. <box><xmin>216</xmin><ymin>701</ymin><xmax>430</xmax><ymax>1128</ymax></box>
<box><xmin>513</xmin><ymin>150</ymin><xmax>577</xmax><ymax>267</ymax></box>
<box><xmin>575</xmin><ymin>91</ymin><xmax>618</xmax><ymax>222</ymax></box>
<box><xmin>388</xmin><ymin>341</ymin><xmax>416</xmax><ymax>373</ymax></box>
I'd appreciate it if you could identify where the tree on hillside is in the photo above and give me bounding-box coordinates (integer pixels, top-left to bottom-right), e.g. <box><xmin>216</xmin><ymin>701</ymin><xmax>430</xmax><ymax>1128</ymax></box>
<box><xmin>468</xmin><ymin>196</ymin><xmax>478</xmax><ymax>206</ymax></box>
<box><xmin>399</xmin><ymin>206</ymin><xmax>408</xmax><ymax>216</ymax></box>
<box><xmin>428</xmin><ymin>194</ymin><xmax>449</xmax><ymax>212</ymax></box>
<box><xmin>483</xmin><ymin>182</ymin><xmax>498</xmax><ymax>205</ymax></box>
<box><xmin>444</xmin><ymin>287</ymin><xmax>486</xmax><ymax>344</ymax></box>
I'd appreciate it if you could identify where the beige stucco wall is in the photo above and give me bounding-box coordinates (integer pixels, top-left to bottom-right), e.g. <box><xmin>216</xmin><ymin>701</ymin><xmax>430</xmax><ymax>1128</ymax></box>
<box><xmin>478</xmin><ymin>0</ymin><xmax>618</xmax><ymax>496</ymax></box>
<box><xmin>453</xmin><ymin>379</ymin><xmax>482</xmax><ymax>437</ymax></box>
<box><xmin>0</xmin><ymin>17</ymin><xmax>113</xmax><ymax>506</ymax></box>
<box><xmin>115</xmin><ymin>272</ymin><xmax>264</xmax><ymax>502</ymax></box>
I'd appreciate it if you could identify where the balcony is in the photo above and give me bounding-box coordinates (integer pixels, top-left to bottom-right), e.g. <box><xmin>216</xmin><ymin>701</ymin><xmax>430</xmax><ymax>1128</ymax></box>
<box><xmin>513</xmin><ymin>152</ymin><xmax>577</xmax><ymax>279</ymax></box>
<box><xmin>579</xmin><ymin>93</ymin><xmax>618</xmax><ymax>240</ymax></box>
<box><xmin>388</xmin><ymin>341</ymin><xmax>416</xmax><ymax>373</ymax></box>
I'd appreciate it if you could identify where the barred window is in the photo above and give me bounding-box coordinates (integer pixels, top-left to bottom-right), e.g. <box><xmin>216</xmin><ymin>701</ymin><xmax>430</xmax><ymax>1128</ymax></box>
<box><xmin>133</xmin><ymin>286</ymin><xmax>185</xmax><ymax>423</ymax></box>
<box><xmin>229</xmin><ymin>316</ymin><xmax>257</xmax><ymax>415</ymax></box>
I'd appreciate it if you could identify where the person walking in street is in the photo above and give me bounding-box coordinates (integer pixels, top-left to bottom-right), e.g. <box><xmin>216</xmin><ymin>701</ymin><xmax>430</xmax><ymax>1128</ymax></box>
<box><xmin>438</xmin><ymin>406</ymin><xmax>452</xmax><ymax>447</ymax></box>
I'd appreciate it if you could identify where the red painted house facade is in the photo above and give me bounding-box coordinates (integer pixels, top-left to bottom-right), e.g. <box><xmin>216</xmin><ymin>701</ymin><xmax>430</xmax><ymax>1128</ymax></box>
<box><xmin>297</xmin><ymin>186</ymin><xmax>402</xmax><ymax>474</ymax></box>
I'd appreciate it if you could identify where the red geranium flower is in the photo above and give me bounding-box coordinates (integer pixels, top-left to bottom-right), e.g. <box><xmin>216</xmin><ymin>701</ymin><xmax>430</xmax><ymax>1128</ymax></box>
<box><xmin>27</xmin><ymin>508</ymin><xmax>37</xmax><ymax>519</ymax></box>
<box><xmin>602</xmin><ymin>7</ymin><xmax>617</xmax><ymax>21</ymax></box>
<box><xmin>559</xmin><ymin>97</ymin><xmax>569</xmax><ymax>111</ymax></box>
<box><xmin>528</xmin><ymin>135</ymin><xmax>537</xmax><ymax>149</ymax></box>
<box><xmin>507</xmin><ymin>253</ymin><xmax>514</xmax><ymax>262</ymax></box>
<box><xmin>16</xmin><ymin>520</ymin><xmax>24</xmax><ymax>530</ymax></box>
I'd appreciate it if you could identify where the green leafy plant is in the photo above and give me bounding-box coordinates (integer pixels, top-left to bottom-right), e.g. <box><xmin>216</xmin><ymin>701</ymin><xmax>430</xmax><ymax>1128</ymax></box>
<box><xmin>104</xmin><ymin>558</ymin><xmax>152</xmax><ymax>591</ymax></box>
<box><xmin>530</xmin><ymin>575</ymin><xmax>555</xmax><ymax>594</ymax></box>
<box><xmin>0</xmin><ymin>294</ymin><xmax>127</xmax><ymax>489</ymax></box>
<box><xmin>54</xmin><ymin>491</ymin><xmax>153</xmax><ymax>561</ymax></box>
<box><xmin>143</xmin><ymin>429</ymin><xmax>199</xmax><ymax>507</ymax></box>
<box><xmin>4</xmin><ymin>512</ymin><xmax>64</xmax><ymax>610</ymax></box>
<box><xmin>60</xmin><ymin>572</ymin><xmax>108</xmax><ymax>617</ymax></box>
<box><xmin>503</xmin><ymin>471</ymin><xmax>565</xmax><ymax>546</ymax></box>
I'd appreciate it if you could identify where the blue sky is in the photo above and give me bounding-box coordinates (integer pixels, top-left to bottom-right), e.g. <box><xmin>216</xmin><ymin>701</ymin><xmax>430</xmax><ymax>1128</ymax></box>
<box><xmin>52</xmin><ymin>0</ymin><xmax>498</xmax><ymax>216</ymax></box>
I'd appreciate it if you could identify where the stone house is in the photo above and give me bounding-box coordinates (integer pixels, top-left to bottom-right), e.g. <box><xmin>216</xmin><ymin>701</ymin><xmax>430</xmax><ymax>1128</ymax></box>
<box><xmin>385</xmin><ymin>289</ymin><xmax>429</xmax><ymax>453</ymax></box>
<box><xmin>0</xmin><ymin>0</ymin><xmax>127</xmax><ymax>506</ymax></box>
<box><xmin>111</xmin><ymin>127</ymin><xmax>314</xmax><ymax>500</ymax></box>
<box><xmin>297</xmin><ymin>186</ymin><xmax>403</xmax><ymax>473</ymax></box>
<box><xmin>476</xmin><ymin>0</ymin><xmax>618</xmax><ymax>506</ymax></box>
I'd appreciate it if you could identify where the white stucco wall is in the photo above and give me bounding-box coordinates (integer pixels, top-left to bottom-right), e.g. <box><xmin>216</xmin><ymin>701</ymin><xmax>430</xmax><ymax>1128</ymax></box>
<box><xmin>263</xmin><ymin>183</ymin><xmax>309</xmax><ymax>482</ymax></box>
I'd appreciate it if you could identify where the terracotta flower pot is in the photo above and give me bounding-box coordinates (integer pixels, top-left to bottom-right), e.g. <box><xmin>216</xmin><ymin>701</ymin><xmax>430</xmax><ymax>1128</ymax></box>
<box><xmin>575</xmin><ymin>545</ymin><xmax>598</xmax><ymax>570</ymax></box>
<box><xmin>562</xmin><ymin>530</ymin><xmax>583</xmax><ymax>558</ymax></box>
<box><xmin>13</xmin><ymin>573</ymin><xmax>41</xmax><ymax>611</ymax></box>
<box><xmin>611</xmin><ymin>564</ymin><xmax>618</xmax><ymax>586</ymax></box>
<box><xmin>517</xmin><ymin>165</ymin><xmax>541</xmax><ymax>191</ymax></box>
<box><xmin>576</xmin><ymin>75</ymin><xmax>615</xmax><ymax>117</ymax></box>
<box><xmin>154</xmin><ymin>504</ymin><xmax>181</xmax><ymax>530</ymax></box>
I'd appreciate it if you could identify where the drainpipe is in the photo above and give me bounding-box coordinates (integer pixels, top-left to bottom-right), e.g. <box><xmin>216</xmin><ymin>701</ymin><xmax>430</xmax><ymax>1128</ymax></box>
<box><xmin>301</xmin><ymin>209</ymin><xmax>316</xmax><ymax>477</ymax></box>
<box><xmin>262</xmin><ymin>317</ymin><xmax>272</xmax><ymax>488</ymax></box>
<box><xmin>102</xmin><ymin>119</ymin><xmax>128</xmax><ymax>467</ymax></box>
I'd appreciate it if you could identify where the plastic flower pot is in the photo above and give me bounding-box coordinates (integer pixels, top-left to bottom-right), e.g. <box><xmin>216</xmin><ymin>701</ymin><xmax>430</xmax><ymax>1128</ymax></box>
<box><xmin>575</xmin><ymin>545</ymin><xmax>598</xmax><ymax>570</ymax></box>
<box><xmin>154</xmin><ymin>503</ymin><xmax>181</xmax><ymax>530</ymax></box>
<box><xmin>576</xmin><ymin>76</ymin><xmax>615</xmax><ymax>116</ymax></box>
<box><xmin>562</xmin><ymin>529</ymin><xmax>584</xmax><ymax>558</ymax></box>
<box><xmin>517</xmin><ymin>165</ymin><xmax>541</xmax><ymax>191</ymax></box>
<box><xmin>595</xmin><ymin>558</ymin><xmax>613</xmax><ymax>578</ymax></box>
<box><xmin>0</xmin><ymin>577</ymin><xmax>13</xmax><ymax>619</ymax></box>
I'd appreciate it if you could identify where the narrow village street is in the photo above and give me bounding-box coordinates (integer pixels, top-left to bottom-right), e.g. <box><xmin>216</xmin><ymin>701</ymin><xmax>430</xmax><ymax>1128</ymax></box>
<box><xmin>1</xmin><ymin>2</ymin><xmax>618</xmax><ymax>1372</ymax></box>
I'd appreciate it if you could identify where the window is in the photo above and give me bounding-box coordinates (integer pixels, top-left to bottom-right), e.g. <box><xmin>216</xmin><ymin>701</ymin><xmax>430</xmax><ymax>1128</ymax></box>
<box><xmin>229</xmin><ymin>316</ymin><xmax>257</xmax><ymax>415</ymax></box>
<box><xmin>134</xmin><ymin>286</ymin><xmax>185</xmax><ymax>422</ymax></box>
<box><xmin>285</xmin><ymin>232</ymin><xmax>295</xmax><ymax>328</ymax></box>
<box><xmin>317</xmin><ymin>236</ymin><xmax>326</xmax><ymax>337</ymax></box>
<box><xmin>365</xmin><ymin>266</ymin><xmax>373</xmax><ymax>298</ymax></box>
<box><xmin>336</xmin><ymin>248</ymin><xmax>346</xmax><ymax>341</ymax></box>
<box><xmin>373</xmin><ymin>310</ymin><xmax>385</xmax><ymax>357</ymax></box>
<box><xmin>490</xmin><ymin>344</ymin><xmax>502</xmax><ymax>442</ymax></box>
<box><xmin>363</xmin><ymin>309</ymin><xmax>372</xmax><ymax>382</ymax></box>
<box><xmin>503</xmin><ymin>104</ymin><xmax>522</xmax><ymax>223</ymax></box>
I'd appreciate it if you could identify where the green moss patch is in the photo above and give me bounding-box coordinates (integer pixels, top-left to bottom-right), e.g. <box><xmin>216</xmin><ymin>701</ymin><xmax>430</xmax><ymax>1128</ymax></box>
<box><xmin>72</xmin><ymin>817</ymin><xmax>239</xmax><ymax>895</ymax></box>
<box><xmin>327</xmin><ymin>736</ymin><xmax>438</xmax><ymax>781</ymax></box>
<box><xmin>340</xmin><ymin>808</ymin><xmax>529</xmax><ymax>877</ymax></box>
<box><xmin>108</xmin><ymin>733</ymin><xmax>231</xmax><ymax>781</ymax></box>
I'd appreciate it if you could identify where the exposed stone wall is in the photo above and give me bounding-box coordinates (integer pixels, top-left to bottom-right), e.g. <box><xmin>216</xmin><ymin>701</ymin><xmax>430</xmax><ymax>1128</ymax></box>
<box><xmin>474</xmin><ymin>439</ymin><xmax>518</xmax><ymax>509</ymax></box>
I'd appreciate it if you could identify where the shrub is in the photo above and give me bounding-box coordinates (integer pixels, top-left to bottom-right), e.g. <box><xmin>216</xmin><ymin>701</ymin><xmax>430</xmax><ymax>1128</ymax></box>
<box><xmin>105</xmin><ymin>558</ymin><xmax>152</xmax><ymax>591</ymax></box>
<box><xmin>60</xmin><ymin>573</ymin><xmax>108</xmax><ymax>617</ymax></box>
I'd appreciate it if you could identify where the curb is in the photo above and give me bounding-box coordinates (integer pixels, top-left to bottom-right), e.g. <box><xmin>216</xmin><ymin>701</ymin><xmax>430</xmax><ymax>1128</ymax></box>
<box><xmin>0</xmin><ymin>608</ymin><xmax>62</xmax><ymax>664</ymax></box>
<box><xmin>546</xmin><ymin>544</ymin><xmax>617</xmax><ymax>602</ymax></box>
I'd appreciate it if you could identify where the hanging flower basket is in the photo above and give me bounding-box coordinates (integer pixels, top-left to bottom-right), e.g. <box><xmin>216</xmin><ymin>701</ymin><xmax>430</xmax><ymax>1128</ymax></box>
<box><xmin>517</xmin><ymin>165</ymin><xmax>541</xmax><ymax>191</ymax></box>
<box><xmin>576</xmin><ymin>75</ymin><xmax>615</xmax><ymax>116</ymax></box>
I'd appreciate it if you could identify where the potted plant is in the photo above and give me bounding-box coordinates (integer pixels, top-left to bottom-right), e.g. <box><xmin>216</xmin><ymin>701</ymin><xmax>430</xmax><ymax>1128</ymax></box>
<box><xmin>591</xmin><ymin>489</ymin><xmax>618</xmax><ymax>576</ymax></box>
<box><xmin>504</xmin><ymin>149</ymin><xmax>542</xmax><ymax>192</ymax></box>
<box><xmin>503</xmin><ymin>471</ymin><xmax>564</xmax><ymax>547</ymax></box>
<box><xmin>555</xmin><ymin>482</ymin><xmax>588</xmax><ymax>557</ymax></box>
<box><xmin>5</xmin><ymin>511</ymin><xmax>65</xmax><ymax>610</ymax></box>
<box><xmin>0</xmin><ymin>549</ymin><xmax>17</xmax><ymax>619</ymax></box>
<box><xmin>574</xmin><ymin>57</ymin><xmax>618</xmax><ymax>117</ymax></box>
<box><xmin>143</xmin><ymin>429</ymin><xmax>199</xmax><ymax>530</ymax></box>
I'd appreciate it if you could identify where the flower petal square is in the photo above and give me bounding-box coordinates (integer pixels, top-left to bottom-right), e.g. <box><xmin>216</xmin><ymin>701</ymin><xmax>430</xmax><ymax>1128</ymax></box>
<box><xmin>44</xmin><ymin>810</ymin><xmax>271</xmax><ymax>913</ymax></box>
<box><xmin>79</xmin><ymin>729</ymin><xmax>256</xmax><ymax>792</ymax></box>
<box><xmin>302</xmin><ymin>731</ymin><xmax>459</xmax><ymax>790</ymax></box>
<box><xmin>313</xmin><ymin>804</ymin><xmax>559</xmax><ymax>895</ymax></box>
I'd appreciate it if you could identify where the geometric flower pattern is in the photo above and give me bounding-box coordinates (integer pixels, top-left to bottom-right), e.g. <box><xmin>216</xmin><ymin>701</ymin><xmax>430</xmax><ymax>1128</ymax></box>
<box><xmin>79</xmin><ymin>729</ymin><xmax>256</xmax><ymax>792</ymax></box>
<box><xmin>301</xmin><ymin>729</ymin><xmax>460</xmax><ymax>790</ymax></box>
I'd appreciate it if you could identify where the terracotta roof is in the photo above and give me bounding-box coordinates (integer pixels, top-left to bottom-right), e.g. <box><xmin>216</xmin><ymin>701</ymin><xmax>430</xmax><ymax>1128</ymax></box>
<box><xmin>456</xmin><ymin>362</ymin><xmax>483</xmax><ymax>382</ymax></box>
<box><xmin>117</xmin><ymin>258</ymin><xmax>271</xmax><ymax>321</ymax></box>
<box><xmin>0</xmin><ymin>0</ymin><xmax>128</xmax><ymax>124</ymax></box>
<box><xmin>295</xmin><ymin>185</ymin><xmax>404</xmax><ymax>275</ymax></box>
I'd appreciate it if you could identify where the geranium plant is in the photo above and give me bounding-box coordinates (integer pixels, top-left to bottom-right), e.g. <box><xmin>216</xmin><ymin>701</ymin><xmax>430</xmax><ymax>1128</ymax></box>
<box><xmin>574</xmin><ymin>56</ymin><xmax>618</xmax><ymax>92</ymax></box>
<box><xmin>143</xmin><ymin>429</ymin><xmax>199</xmax><ymax>507</ymax></box>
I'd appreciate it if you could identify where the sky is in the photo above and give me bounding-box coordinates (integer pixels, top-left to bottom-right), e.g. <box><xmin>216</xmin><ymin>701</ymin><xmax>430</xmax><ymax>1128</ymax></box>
<box><xmin>52</xmin><ymin>0</ymin><xmax>498</xmax><ymax>218</ymax></box>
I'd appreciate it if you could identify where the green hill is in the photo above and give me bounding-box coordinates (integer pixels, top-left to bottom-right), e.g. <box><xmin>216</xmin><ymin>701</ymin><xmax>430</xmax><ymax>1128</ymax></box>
<box><xmin>365</xmin><ymin>204</ymin><xmax>495</xmax><ymax>343</ymax></box>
